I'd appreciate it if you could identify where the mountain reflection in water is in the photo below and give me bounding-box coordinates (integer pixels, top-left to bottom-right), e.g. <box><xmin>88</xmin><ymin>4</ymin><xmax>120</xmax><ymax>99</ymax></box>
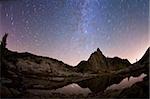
<box><xmin>51</xmin><ymin>83</ymin><xmax>91</xmax><ymax>96</ymax></box>
<box><xmin>51</xmin><ymin>73</ymin><xmax>147</xmax><ymax>96</ymax></box>
<box><xmin>106</xmin><ymin>73</ymin><xmax>147</xmax><ymax>90</ymax></box>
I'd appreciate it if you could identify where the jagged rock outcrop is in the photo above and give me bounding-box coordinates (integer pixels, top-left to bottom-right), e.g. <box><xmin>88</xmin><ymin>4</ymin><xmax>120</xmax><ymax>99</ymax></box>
<box><xmin>88</xmin><ymin>48</ymin><xmax>108</xmax><ymax>71</ymax></box>
<box><xmin>76</xmin><ymin>48</ymin><xmax>131</xmax><ymax>73</ymax></box>
<box><xmin>135</xmin><ymin>47</ymin><xmax>149</xmax><ymax>66</ymax></box>
<box><xmin>76</xmin><ymin>48</ymin><xmax>108</xmax><ymax>73</ymax></box>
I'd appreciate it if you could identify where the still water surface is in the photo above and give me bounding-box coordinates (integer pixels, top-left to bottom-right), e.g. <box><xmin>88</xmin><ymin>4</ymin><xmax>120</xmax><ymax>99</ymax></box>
<box><xmin>51</xmin><ymin>73</ymin><xmax>146</xmax><ymax>96</ymax></box>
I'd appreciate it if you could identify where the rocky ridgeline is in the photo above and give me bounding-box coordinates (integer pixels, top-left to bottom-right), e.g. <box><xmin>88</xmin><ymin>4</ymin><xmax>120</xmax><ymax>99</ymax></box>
<box><xmin>76</xmin><ymin>48</ymin><xmax>131</xmax><ymax>73</ymax></box>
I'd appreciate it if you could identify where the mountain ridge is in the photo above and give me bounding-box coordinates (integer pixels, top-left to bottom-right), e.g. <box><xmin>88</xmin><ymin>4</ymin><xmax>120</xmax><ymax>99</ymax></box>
<box><xmin>76</xmin><ymin>48</ymin><xmax>131</xmax><ymax>73</ymax></box>
<box><xmin>1</xmin><ymin>34</ymin><xmax>149</xmax><ymax>74</ymax></box>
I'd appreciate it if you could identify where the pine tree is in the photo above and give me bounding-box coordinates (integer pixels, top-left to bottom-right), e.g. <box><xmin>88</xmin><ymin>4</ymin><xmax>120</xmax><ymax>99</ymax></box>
<box><xmin>1</xmin><ymin>33</ymin><xmax>8</xmax><ymax>49</ymax></box>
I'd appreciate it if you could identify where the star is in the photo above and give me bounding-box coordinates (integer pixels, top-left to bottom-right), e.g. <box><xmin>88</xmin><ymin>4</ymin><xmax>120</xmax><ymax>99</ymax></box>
<box><xmin>1</xmin><ymin>0</ymin><xmax>149</xmax><ymax>65</ymax></box>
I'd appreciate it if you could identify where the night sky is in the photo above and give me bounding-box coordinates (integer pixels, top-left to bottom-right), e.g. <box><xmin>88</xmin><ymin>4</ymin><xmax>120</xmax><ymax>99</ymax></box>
<box><xmin>0</xmin><ymin>0</ymin><xmax>149</xmax><ymax>66</ymax></box>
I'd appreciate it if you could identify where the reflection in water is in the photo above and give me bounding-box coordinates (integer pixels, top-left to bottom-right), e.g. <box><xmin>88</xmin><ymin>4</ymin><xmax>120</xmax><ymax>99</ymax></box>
<box><xmin>106</xmin><ymin>73</ymin><xmax>147</xmax><ymax>90</ymax></box>
<box><xmin>77</xmin><ymin>74</ymin><xmax>123</xmax><ymax>93</ymax></box>
<box><xmin>51</xmin><ymin>83</ymin><xmax>91</xmax><ymax>96</ymax></box>
<box><xmin>49</xmin><ymin>73</ymin><xmax>146</xmax><ymax>96</ymax></box>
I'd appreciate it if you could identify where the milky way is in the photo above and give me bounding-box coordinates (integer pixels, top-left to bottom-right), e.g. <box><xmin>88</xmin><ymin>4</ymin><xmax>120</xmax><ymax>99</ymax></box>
<box><xmin>0</xmin><ymin>0</ymin><xmax>149</xmax><ymax>66</ymax></box>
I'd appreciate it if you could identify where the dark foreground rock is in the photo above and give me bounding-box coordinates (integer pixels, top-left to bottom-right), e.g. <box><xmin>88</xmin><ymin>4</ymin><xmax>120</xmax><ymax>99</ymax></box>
<box><xmin>95</xmin><ymin>75</ymin><xmax>149</xmax><ymax>98</ymax></box>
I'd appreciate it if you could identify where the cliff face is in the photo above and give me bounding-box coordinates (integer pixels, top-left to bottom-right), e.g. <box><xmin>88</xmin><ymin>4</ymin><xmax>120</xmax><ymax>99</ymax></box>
<box><xmin>76</xmin><ymin>48</ymin><xmax>131</xmax><ymax>73</ymax></box>
<box><xmin>136</xmin><ymin>47</ymin><xmax>149</xmax><ymax>65</ymax></box>
<box><xmin>88</xmin><ymin>48</ymin><xmax>108</xmax><ymax>71</ymax></box>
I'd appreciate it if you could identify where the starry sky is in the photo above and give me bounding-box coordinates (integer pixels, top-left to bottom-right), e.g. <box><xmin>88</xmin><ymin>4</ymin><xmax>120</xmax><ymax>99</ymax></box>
<box><xmin>0</xmin><ymin>0</ymin><xmax>149</xmax><ymax>66</ymax></box>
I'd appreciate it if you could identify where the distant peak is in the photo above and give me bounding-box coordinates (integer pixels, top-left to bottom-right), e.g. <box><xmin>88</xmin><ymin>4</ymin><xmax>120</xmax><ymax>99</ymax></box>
<box><xmin>96</xmin><ymin>48</ymin><xmax>102</xmax><ymax>54</ymax></box>
<box><xmin>97</xmin><ymin>48</ymin><xmax>100</xmax><ymax>52</ymax></box>
<box><xmin>88</xmin><ymin>48</ymin><xmax>104</xmax><ymax>59</ymax></box>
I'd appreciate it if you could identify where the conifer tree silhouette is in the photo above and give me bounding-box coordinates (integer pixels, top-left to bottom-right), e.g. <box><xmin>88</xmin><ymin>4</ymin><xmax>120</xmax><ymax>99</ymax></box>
<box><xmin>1</xmin><ymin>33</ymin><xmax>8</xmax><ymax>49</ymax></box>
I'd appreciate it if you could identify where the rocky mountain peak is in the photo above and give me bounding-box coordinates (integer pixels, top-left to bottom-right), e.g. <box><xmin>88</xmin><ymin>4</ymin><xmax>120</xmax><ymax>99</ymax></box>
<box><xmin>97</xmin><ymin>48</ymin><xmax>101</xmax><ymax>52</ymax></box>
<box><xmin>95</xmin><ymin>48</ymin><xmax>103</xmax><ymax>56</ymax></box>
<box><xmin>89</xmin><ymin>48</ymin><xmax>105</xmax><ymax>59</ymax></box>
<box><xmin>87</xmin><ymin>48</ymin><xmax>108</xmax><ymax>71</ymax></box>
